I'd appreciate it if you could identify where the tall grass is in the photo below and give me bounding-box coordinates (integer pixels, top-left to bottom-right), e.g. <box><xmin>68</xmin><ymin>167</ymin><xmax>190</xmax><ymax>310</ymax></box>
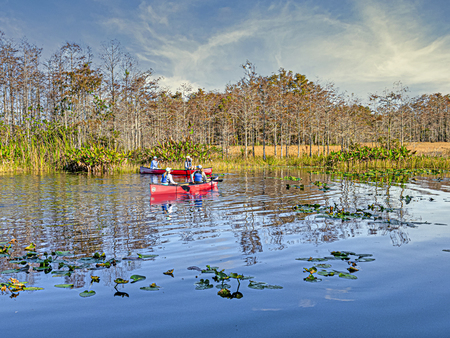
<box><xmin>0</xmin><ymin>124</ymin><xmax>75</xmax><ymax>172</ymax></box>
<box><xmin>1</xmin><ymin>125</ymin><xmax>449</xmax><ymax>174</ymax></box>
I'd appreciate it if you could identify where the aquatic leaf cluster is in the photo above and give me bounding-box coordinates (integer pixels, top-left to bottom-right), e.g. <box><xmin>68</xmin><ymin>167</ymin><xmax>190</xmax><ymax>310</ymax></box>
<box><xmin>0</xmin><ymin>277</ymin><xmax>44</xmax><ymax>297</ymax></box>
<box><xmin>0</xmin><ymin>240</ymin><xmax>161</xmax><ymax>298</ymax></box>
<box><xmin>326</xmin><ymin>143</ymin><xmax>415</xmax><ymax>166</ymax></box>
<box><xmin>271</xmin><ymin>176</ymin><xmax>302</xmax><ymax>181</ymax></box>
<box><xmin>64</xmin><ymin>146</ymin><xmax>127</xmax><ymax>173</ymax></box>
<box><xmin>0</xmin><ymin>240</ymin><xmax>283</xmax><ymax>300</ymax></box>
<box><xmin>297</xmin><ymin>251</ymin><xmax>375</xmax><ymax>282</ymax></box>
<box><xmin>308</xmin><ymin>168</ymin><xmax>448</xmax><ymax>185</ymax></box>
<box><xmin>293</xmin><ymin>202</ymin><xmax>401</xmax><ymax>222</ymax></box>
<box><xmin>195</xmin><ymin>265</ymin><xmax>282</xmax><ymax>299</ymax></box>
<box><xmin>313</xmin><ymin>181</ymin><xmax>330</xmax><ymax>191</ymax></box>
<box><xmin>130</xmin><ymin>136</ymin><xmax>220</xmax><ymax>164</ymax></box>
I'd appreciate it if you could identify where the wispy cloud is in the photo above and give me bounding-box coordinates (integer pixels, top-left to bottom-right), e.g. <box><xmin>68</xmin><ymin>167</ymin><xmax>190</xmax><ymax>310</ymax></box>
<box><xmin>98</xmin><ymin>0</ymin><xmax>450</xmax><ymax>99</ymax></box>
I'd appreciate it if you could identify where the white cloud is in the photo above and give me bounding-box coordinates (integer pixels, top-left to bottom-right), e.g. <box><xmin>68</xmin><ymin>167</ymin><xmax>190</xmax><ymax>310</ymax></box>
<box><xmin>0</xmin><ymin>16</ymin><xmax>25</xmax><ymax>39</ymax></box>
<box><xmin>98</xmin><ymin>0</ymin><xmax>450</xmax><ymax>99</ymax></box>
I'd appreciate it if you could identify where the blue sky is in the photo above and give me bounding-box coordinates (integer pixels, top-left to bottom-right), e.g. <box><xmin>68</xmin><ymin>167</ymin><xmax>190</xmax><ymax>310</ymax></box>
<box><xmin>1</xmin><ymin>0</ymin><xmax>450</xmax><ymax>102</ymax></box>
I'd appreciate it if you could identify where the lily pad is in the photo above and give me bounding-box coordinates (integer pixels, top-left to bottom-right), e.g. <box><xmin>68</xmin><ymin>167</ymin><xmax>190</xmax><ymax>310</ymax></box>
<box><xmin>163</xmin><ymin>269</ymin><xmax>174</xmax><ymax>275</ymax></box>
<box><xmin>24</xmin><ymin>243</ymin><xmax>36</xmax><ymax>251</ymax></box>
<box><xmin>187</xmin><ymin>266</ymin><xmax>202</xmax><ymax>271</ymax></box>
<box><xmin>195</xmin><ymin>279</ymin><xmax>213</xmax><ymax>290</ymax></box>
<box><xmin>137</xmin><ymin>254</ymin><xmax>158</xmax><ymax>259</ymax></box>
<box><xmin>140</xmin><ymin>283</ymin><xmax>160</xmax><ymax>291</ymax></box>
<box><xmin>55</xmin><ymin>251</ymin><xmax>73</xmax><ymax>256</ymax></box>
<box><xmin>315</xmin><ymin>264</ymin><xmax>332</xmax><ymax>268</ymax></box>
<box><xmin>9</xmin><ymin>260</ymin><xmax>27</xmax><ymax>264</ymax></box>
<box><xmin>215</xmin><ymin>283</ymin><xmax>232</xmax><ymax>289</ymax></box>
<box><xmin>2</xmin><ymin>269</ymin><xmax>21</xmax><ymax>274</ymax></box>
<box><xmin>114</xmin><ymin>278</ymin><xmax>129</xmax><ymax>284</ymax></box>
<box><xmin>240</xmin><ymin>275</ymin><xmax>254</xmax><ymax>280</ymax></box>
<box><xmin>23</xmin><ymin>287</ymin><xmax>44</xmax><ymax>291</ymax></box>
<box><xmin>295</xmin><ymin>257</ymin><xmax>328</xmax><ymax>262</ymax></box>
<box><xmin>317</xmin><ymin>270</ymin><xmax>335</xmax><ymax>277</ymax></box>
<box><xmin>355</xmin><ymin>257</ymin><xmax>375</xmax><ymax>262</ymax></box>
<box><xmin>130</xmin><ymin>275</ymin><xmax>146</xmax><ymax>283</ymax></box>
<box><xmin>33</xmin><ymin>266</ymin><xmax>52</xmax><ymax>271</ymax></box>
<box><xmin>51</xmin><ymin>271</ymin><xmax>71</xmax><ymax>277</ymax></box>
<box><xmin>54</xmin><ymin>284</ymin><xmax>74</xmax><ymax>288</ymax></box>
<box><xmin>338</xmin><ymin>273</ymin><xmax>358</xmax><ymax>280</ymax></box>
<box><xmin>201</xmin><ymin>266</ymin><xmax>219</xmax><ymax>273</ymax></box>
<box><xmin>79</xmin><ymin>290</ymin><xmax>96</xmax><ymax>298</ymax></box>
<box><xmin>264</xmin><ymin>284</ymin><xmax>283</xmax><ymax>289</ymax></box>
<box><xmin>248</xmin><ymin>281</ymin><xmax>267</xmax><ymax>290</ymax></box>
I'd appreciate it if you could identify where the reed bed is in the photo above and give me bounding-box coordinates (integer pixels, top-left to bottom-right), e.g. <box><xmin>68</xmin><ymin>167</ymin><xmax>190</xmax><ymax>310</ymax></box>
<box><xmin>2</xmin><ymin>136</ymin><xmax>450</xmax><ymax>174</ymax></box>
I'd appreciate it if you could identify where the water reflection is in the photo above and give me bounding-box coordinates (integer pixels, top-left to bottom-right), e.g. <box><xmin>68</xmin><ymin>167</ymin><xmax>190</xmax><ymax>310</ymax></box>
<box><xmin>0</xmin><ymin>170</ymin><xmax>448</xmax><ymax>273</ymax></box>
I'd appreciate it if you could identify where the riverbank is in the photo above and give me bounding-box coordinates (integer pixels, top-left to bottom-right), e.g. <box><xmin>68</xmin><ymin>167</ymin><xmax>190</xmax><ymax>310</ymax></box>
<box><xmin>1</xmin><ymin>143</ymin><xmax>450</xmax><ymax>174</ymax></box>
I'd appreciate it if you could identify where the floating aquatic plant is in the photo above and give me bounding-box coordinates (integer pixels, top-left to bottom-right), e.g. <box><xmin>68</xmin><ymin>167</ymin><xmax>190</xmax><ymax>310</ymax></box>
<box><xmin>114</xmin><ymin>278</ymin><xmax>129</xmax><ymax>284</ymax></box>
<box><xmin>130</xmin><ymin>275</ymin><xmax>146</xmax><ymax>283</ymax></box>
<box><xmin>299</xmin><ymin>251</ymin><xmax>375</xmax><ymax>283</ymax></box>
<box><xmin>79</xmin><ymin>290</ymin><xmax>96</xmax><ymax>298</ymax></box>
<box><xmin>140</xmin><ymin>283</ymin><xmax>161</xmax><ymax>291</ymax></box>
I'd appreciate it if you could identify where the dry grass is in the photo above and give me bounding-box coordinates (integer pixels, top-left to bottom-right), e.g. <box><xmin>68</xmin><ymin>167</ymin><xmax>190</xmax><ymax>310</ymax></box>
<box><xmin>407</xmin><ymin>142</ymin><xmax>450</xmax><ymax>156</ymax></box>
<box><xmin>227</xmin><ymin>142</ymin><xmax>450</xmax><ymax>157</ymax></box>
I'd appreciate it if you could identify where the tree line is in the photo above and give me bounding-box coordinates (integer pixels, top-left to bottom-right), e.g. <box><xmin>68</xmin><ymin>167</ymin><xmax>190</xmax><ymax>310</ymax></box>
<box><xmin>1</xmin><ymin>31</ymin><xmax>450</xmax><ymax>162</ymax></box>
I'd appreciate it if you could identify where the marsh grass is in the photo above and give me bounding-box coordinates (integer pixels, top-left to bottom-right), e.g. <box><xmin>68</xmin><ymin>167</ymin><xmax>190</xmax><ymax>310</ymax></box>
<box><xmin>2</xmin><ymin>129</ymin><xmax>450</xmax><ymax>174</ymax></box>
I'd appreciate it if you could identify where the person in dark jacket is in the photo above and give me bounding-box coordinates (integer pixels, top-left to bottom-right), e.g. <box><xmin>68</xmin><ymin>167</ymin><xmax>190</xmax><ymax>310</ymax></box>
<box><xmin>190</xmin><ymin>165</ymin><xmax>208</xmax><ymax>183</ymax></box>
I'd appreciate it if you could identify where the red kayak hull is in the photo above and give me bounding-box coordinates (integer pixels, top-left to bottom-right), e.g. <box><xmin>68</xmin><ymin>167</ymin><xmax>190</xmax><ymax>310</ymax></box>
<box><xmin>140</xmin><ymin>166</ymin><xmax>212</xmax><ymax>176</ymax></box>
<box><xmin>150</xmin><ymin>180</ymin><xmax>219</xmax><ymax>196</ymax></box>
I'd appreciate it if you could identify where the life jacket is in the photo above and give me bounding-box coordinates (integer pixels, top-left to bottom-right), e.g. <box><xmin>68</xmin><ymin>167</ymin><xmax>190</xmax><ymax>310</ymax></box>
<box><xmin>161</xmin><ymin>173</ymin><xmax>169</xmax><ymax>183</ymax></box>
<box><xmin>194</xmin><ymin>171</ymin><xmax>203</xmax><ymax>182</ymax></box>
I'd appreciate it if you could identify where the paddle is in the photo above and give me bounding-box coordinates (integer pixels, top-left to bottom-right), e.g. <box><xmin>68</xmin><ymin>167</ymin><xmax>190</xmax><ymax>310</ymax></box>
<box><xmin>180</xmin><ymin>185</ymin><xmax>190</xmax><ymax>192</ymax></box>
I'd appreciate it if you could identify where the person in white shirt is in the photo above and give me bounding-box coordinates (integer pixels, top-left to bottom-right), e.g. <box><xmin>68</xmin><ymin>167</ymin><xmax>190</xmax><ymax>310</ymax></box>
<box><xmin>161</xmin><ymin>168</ymin><xmax>178</xmax><ymax>185</ymax></box>
<box><xmin>150</xmin><ymin>156</ymin><xmax>159</xmax><ymax>169</ymax></box>
<box><xmin>184</xmin><ymin>156</ymin><xmax>194</xmax><ymax>170</ymax></box>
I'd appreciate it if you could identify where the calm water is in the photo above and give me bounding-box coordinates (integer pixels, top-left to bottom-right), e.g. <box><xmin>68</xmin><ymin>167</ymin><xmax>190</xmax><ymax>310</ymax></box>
<box><xmin>1</xmin><ymin>169</ymin><xmax>450</xmax><ymax>337</ymax></box>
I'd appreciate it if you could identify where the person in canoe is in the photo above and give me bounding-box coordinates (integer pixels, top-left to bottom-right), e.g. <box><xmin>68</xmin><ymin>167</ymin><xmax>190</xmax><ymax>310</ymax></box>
<box><xmin>184</xmin><ymin>155</ymin><xmax>194</xmax><ymax>170</ymax></box>
<box><xmin>150</xmin><ymin>156</ymin><xmax>159</xmax><ymax>169</ymax></box>
<box><xmin>161</xmin><ymin>168</ymin><xmax>178</xmax><ymax>185</ymax></box>
<box><xmin>190</xmin><ymin>165</ymin><xmax>208</xmax><ymax>183</ymax></box>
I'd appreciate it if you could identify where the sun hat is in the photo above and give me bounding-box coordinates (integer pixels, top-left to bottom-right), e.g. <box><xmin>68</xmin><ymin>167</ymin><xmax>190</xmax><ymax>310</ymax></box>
<box><xmin>166</xmin><ymin>167</ymin><xmax>171</xmax><ymax>172</ymax></box>
<box><xmin>186</xmin><ymin>155</ymin><xmax>191</xmax><ymax>159</ymax></box>
<box><xmin>153</xmin><ymin>156</ymin><xmax>157</xmax><ymax>159</ymax></box>
<box><xmin>197</xmin><ymin>165</ymin><xmax>202</xmax><ymax>169</ymax></box>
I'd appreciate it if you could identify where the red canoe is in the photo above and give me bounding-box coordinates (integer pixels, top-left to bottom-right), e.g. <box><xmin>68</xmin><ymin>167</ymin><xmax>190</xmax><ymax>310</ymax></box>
<box><xmin>140</xmin><ymin>166</ymin><xmax>213</xmax><ymax>176</ymax></box>
<box><xmin>150</xmin><ymin>179</ymin><xmax>219</xmax><ymax>196</ymax></box>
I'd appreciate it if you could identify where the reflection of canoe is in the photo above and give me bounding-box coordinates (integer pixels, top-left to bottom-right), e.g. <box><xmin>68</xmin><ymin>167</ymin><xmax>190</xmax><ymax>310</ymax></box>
<box><xmin>140</xmin><ymin>166</ymin><xmax>213</xmax><ymax>175</ymax></box>
<box><xmin>150</xmin><ymin>179</ymin><xmax>219</xmax><ymax>196</ymax></box>
<box><xmin>150</xmin><ymin>189</ymin><xmax>219</xmax><ymax>204</ymax></box>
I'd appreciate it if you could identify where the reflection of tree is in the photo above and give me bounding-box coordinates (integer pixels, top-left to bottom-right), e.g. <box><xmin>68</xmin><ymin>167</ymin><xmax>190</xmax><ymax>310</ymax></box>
<box><xmin>244</xmin><ymin>256</ymin><xmax>258</xmax><ymax>266</ymax></box>
<box><xmin>240</xmin><ymin>230</ymin><xmax>262</xmax><ymax>256</ymax></box>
